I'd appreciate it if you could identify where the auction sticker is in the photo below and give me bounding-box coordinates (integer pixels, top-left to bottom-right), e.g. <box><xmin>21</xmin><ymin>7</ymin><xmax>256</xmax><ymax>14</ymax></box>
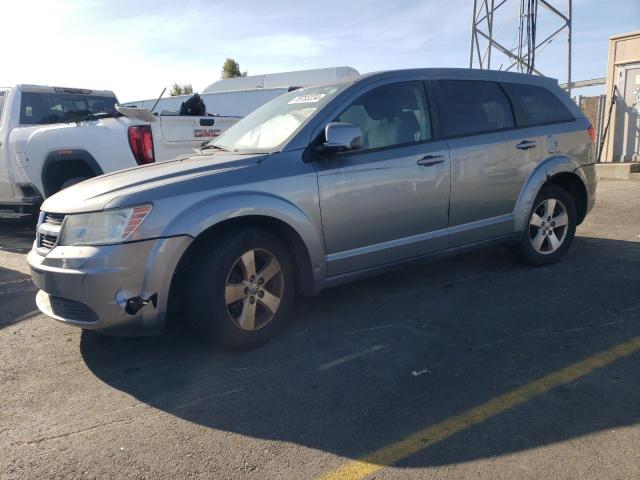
<box><xmin>288</xmin><ymin>93</ymin><xmax>326</xmax><ymax>104</ymax></box>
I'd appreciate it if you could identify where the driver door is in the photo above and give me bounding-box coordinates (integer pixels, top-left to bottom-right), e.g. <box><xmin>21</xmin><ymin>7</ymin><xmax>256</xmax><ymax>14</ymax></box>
<box><xmin>315</xmin><ymin>81</ymin><xmax>450</xmax><ymax>276</ymax></box>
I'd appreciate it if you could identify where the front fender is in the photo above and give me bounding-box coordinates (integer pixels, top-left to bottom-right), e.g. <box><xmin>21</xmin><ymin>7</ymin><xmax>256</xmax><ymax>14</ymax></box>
<box><xmin>162</xmin><ymin>191</ymin><xmax>327</xmax><ymax>288</ymax></box>
<box><xmin>513</xmin><ymin>155</ymin><xmax>587</xmax><ymax>232</ymax></box>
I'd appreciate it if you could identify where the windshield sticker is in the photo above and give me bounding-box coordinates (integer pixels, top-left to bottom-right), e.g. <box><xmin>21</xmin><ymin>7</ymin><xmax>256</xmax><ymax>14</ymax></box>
<box><xmin>288</xmin><ymin>93</ymin><xmax>326</xmax><ymax>104</ymax></box>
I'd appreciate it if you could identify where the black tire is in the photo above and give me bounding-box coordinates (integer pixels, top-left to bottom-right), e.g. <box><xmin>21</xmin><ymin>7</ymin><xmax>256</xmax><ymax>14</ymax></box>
<box><xmin>60</xmin><ymin>177</ymin><xmax>90</xmax><ymax>191</ymax></box>
<box><xmin>186</xmin><ymin>228</ymin><xmax>295</xmax><ymax>350</ymax></box>
<box><xmin>513</xmin><ymin>185</ymin><xmax>577</xmax><ymax>266</ymax></box>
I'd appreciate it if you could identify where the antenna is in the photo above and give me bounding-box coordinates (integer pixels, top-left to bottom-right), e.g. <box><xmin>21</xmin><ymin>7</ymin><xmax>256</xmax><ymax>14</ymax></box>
<box><xmin>150</xmin><ymin>87</ymin><xmax>167</xmax><ymax>114</ymax></box>
<box><xmin>470</xmin><ymin>0</ymin><xmax>572</xmax><ymax>95</ymax></box>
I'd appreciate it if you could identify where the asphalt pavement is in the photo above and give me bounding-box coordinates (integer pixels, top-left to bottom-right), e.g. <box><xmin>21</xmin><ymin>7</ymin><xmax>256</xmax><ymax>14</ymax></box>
<box><xmin>1</xmin><ymin>178</ymin><xmax>639</xmax><ymax>479</ymax></box>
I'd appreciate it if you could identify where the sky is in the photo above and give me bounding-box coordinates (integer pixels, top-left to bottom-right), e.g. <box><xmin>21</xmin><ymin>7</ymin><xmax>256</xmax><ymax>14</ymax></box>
<box><xmin>2</xmin><ymin>0</ymin><xmax>638</xmax><ymax>102</ymax></box>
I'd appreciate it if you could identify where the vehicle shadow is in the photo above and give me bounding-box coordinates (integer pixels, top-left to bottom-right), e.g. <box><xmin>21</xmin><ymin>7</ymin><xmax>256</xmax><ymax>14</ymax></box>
<box><xmin>80</xmin><ymin>235</ymin><xmax>640</xmax><ymax>467</ymax></box>
<box><xmin>0</xmin><ymin>217</ymin><xmax>36</xmax><ymax>254</ymax></box>
<box><xmin>0</xmin><ymin>267</ymin><xmax>38</xmax><ymax>328</ymax></box>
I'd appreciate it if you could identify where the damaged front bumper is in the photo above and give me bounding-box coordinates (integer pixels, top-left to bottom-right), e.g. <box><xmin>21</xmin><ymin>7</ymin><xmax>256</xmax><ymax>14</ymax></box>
<box><xmin>27</xmin><ymin>236</ymin><xmax>192</xmax><ymax>335</ymax></box>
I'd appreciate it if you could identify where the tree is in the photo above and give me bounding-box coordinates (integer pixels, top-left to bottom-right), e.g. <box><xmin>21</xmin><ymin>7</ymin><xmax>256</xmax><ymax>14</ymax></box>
<box><xmin>221</xmin><ymin>58</ymin><xmax>247</xmax><ymax>79</ymax></box>
<box><xmin>169</xmin><ymin>83</ymin><xmax>194</xmax><ymax>96</ymax></box>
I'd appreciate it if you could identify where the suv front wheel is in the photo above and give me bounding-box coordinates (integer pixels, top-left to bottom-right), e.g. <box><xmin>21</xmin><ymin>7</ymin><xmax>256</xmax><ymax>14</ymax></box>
<box><xmin>186</xmin><ymin>228</ymin><xmax>295</xmax><ymax>350</ymax></box>
<box><xmin>514</xmin><ymin>185</ymin><xmax>577</xmax><ymax>266</ymax></box>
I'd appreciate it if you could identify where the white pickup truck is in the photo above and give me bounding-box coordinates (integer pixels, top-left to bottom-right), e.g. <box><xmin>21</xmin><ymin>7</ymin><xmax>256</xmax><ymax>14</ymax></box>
<box><xmin>0</xmin><ymin>85</ymin><xmax>239</xmax><ymax>215</ymax></box>
<box><xmin>1</xmin><ymin>68</ymin><xmax>360</xmax><ymax>215</ymax></box>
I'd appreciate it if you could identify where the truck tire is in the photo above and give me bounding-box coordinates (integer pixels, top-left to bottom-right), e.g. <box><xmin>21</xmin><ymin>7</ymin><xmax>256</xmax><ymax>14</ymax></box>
<box><xmin>186</xmin><ymin>228</ymin><xmax>295</xmax><ymax>350</ymax></box>
<box><xmin>60</xmin><ymin>177</ymin><xmax>90</xmax><ymax>190</ymax></box>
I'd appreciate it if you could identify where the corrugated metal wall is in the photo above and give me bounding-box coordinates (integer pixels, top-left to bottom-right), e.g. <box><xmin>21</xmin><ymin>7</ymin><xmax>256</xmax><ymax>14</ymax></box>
<box><xmin>574</xmin><ymin>95</ymin><xmax>607</xmax><ymax>162</ymax></box>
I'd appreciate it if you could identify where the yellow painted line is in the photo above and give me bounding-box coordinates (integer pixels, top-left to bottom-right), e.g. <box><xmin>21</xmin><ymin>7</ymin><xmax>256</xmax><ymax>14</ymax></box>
<box><xmin>319</xmin><ymin>335</ymin><xmax>640</xmax><ymax>480</ymax></box>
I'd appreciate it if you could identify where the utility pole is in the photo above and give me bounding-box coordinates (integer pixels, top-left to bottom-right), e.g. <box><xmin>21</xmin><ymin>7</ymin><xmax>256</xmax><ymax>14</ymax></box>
<box><xmin>470</xmin><ymin>0</ymin><xmax>572</xmax><ymax>93</ymax></box>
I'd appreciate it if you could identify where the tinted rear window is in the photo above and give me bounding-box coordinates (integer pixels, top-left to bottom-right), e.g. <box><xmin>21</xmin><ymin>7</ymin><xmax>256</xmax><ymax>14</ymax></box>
<box><xmin>437</xmin><ymin>80</ymin><xmax>515</xmax><ymax>137</ymax></box>
<box><xmin>502</xmin><ymin>83</ymin><xmax>574</xmax><ymax>126</ymax></box>
<box><xmin>19</xmin><ymin>92</ymin><xmax>117</xmax><ymax>125</ymax></box>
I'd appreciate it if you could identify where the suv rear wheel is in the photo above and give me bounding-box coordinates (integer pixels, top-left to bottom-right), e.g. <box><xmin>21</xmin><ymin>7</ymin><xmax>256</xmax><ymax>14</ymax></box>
<box><xmin>514</xmin><ymin>185</ymin><xmax>577</xmax><ymax>266</ymax></box>
<box><xmin>186</xmin><ymin>228</ymin><xmax>295</xmax><ymax>350</ymax></box>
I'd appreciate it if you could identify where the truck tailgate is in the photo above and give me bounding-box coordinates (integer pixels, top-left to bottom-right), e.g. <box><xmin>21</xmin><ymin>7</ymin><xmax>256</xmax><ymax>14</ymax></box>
<box><xmin>159</xmin><ymin>116</ymin><xmax>239</xmax><ymax>142</ymax></box>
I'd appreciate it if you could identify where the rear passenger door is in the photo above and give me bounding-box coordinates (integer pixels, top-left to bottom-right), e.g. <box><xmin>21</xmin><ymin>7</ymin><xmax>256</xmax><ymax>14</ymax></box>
<box><xmin>501</xmin><ymin>81</ymin><xmax>577</xmax><ymax>164</ymax></box>
<box><xmin>435</xmin><ymin>79</ymin><xmax>541</xmax><ymax>246</ymax></box>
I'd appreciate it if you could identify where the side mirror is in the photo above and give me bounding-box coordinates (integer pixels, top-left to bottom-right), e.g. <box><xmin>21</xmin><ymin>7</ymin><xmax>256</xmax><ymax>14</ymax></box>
<box><xmin>318</xmin><ymin>122</ymin><xmax>363</xmax><ymax>156</ymax></box>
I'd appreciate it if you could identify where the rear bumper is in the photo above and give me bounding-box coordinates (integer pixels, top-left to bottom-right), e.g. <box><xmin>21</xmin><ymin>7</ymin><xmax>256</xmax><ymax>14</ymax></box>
<box><xmin>27</xmin><ymin>236</ymin><xmax>192</xmax><ymax>335</ymax></box>
<box><xmin>0</xmin><ymin>186</ymin><xmax>42</xmax><ymax>215</ymax></box>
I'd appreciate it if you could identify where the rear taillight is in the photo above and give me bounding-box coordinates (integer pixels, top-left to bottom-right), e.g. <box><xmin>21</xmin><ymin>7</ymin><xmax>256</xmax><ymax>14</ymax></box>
<box><xmin>587</xmin><ymin>125</ymin><xmax>596</xmax><ymax>143</ymax></box>
<box><xmin>128</xmin><ymin>125</ymin><xmax>155</xmax><ymax>165</ymax></box>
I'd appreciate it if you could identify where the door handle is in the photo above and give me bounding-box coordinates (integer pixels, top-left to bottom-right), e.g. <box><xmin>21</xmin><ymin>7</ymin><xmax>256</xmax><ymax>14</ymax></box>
<box><xmin>516</xmin><ymin>140</ymin><xmax>537</xmax><ymax>150</ymax></box>
<box><xmin>417</xmin><ymin>154</ymin><xmax>445</xmax><ymax>166</ymax></box>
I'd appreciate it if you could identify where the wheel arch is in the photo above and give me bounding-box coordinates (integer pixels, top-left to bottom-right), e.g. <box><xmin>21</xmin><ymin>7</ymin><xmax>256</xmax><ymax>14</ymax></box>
<box><xmin>513</xmin><ymin>156</ymin><xmax>589</xmax><ymax>231</ymax></box>
<box><xmin>165</xmin><ymin>196</ymin><xmax>326</xmax><ymax>322</ymax></box>
<box><xmin>41</xmin><ymin>149</ymin><xmax>103</xmax><ymax>197</ymax></box>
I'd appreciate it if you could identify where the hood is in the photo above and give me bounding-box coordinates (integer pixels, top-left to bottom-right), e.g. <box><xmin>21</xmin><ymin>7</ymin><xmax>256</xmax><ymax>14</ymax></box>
<box><xmin>41</xmin><ymin>152</ymin><xmax>266</xmax><ymax>214</ymax></box>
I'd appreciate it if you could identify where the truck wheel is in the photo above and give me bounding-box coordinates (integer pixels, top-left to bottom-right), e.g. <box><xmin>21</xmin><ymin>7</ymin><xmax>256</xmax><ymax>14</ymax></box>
<box><xmin>186</xmin><ymin>228</ymin><xmax>295</xmax><ymax>350</ymax></box>
<box><xmin>513</xmin><ymin>185</ymin><xmax>577</xmax><ymax>266</ymax></box>
<box><xmin>60</xmin><ymin>177</ymin><xmax>90</xmax><ymax>190</ymax></box>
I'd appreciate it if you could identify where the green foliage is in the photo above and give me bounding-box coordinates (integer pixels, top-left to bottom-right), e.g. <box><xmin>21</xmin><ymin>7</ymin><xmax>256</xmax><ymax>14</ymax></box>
<box><xmin>221</xmin><ymin>58</ymin><xmax>247</xmax><ymax>79</ymax></box>
<box><xmin>169</xmin><ymin>83</ymin><xmax>194</xmax><ymax>96</ymax></box>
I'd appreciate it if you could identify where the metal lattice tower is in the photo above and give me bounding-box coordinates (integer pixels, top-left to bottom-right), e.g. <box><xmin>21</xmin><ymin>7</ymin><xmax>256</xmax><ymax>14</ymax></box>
<box><xmin>469</xmin><ymin>0</ymin><xmax>573</xmax><ymax>95</ymax></box>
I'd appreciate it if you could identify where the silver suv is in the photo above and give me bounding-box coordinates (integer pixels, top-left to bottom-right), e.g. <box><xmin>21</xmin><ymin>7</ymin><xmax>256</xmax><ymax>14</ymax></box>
<box><xmin>28</xmin><ymin>69</ymin><xmax>597</xmax><ymax>349</ymax></box>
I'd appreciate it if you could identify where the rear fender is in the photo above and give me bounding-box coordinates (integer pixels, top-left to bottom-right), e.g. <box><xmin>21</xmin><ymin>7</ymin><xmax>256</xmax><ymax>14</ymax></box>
<box><xmin>513</xmin><ymin>155</ymin><xmax>587</xmax><ymax>232</ymax></box>
<box><xmin>41</xmin><ymin>149</ymin><xmax>103</xmax><ymax>197</ymax></box>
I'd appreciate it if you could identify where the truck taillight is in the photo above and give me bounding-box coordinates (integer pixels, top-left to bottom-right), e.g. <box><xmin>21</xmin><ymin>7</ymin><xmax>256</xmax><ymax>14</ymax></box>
<box><xmin>128</xmin><ymin>126</ymin><xmax>155</xmax><ymax>165</ymax></box>
<box><xmin>587</xmin><ymin>125</ymin><xmax>596</xmax><ymax>143</ymax></box>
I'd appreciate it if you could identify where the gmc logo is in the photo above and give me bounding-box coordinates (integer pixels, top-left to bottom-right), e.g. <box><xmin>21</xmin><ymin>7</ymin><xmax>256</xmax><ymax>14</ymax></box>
<box><xmin>194</xmin><ymin>129</ymin><xmax>221</xmax><ymax>138</ymax></box>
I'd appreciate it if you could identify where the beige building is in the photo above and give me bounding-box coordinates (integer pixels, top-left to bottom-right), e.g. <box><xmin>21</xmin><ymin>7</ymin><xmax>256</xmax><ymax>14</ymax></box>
<box><xmin>602</xmin><ymin>31</ymin><xmax>640</xmax><ymax>163</ymax></box>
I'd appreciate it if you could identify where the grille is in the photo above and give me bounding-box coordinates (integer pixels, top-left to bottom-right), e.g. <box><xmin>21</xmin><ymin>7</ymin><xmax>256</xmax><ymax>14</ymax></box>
<box><xmin>37</xmin><ymin>212</ymin><xmax>65</xmax><ymax>252</ymax></box>
<box><xmin>39</xmin><ymin>234</ymin><xmax>57</xmax><ymax>249</ymax></box>
<box><xmin>49</xmin><ymin>296</ymin><xmax>98</xmax><ymax>323</ymax></box>
<box><xmin>43</xmin><ymin>213</ymin><xmax>65</xmax><ymax>226</ymax></box>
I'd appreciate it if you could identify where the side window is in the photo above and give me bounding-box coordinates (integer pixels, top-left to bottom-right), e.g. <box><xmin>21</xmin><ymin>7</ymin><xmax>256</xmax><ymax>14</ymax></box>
<box><xmin>502</xmin><ymin>82</ymin><xmax>574</xmax><ymax>126</ymax></box>
<box><xmin>335</xmin><ymin>82</ymin><xmax>432</xmax><ymax>150</ymax></box>
<box><xmin>437</xmin><ymin>80</ymin><xmax>514</xmax><ymax>137</ymax></box>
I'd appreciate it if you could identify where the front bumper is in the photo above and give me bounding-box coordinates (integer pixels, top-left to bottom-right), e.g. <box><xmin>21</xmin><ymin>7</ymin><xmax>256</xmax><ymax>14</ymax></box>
<box><xmin>27</xmin><ymin>236</ymin><xmax>192</xmax><ymax>335</ymax></box>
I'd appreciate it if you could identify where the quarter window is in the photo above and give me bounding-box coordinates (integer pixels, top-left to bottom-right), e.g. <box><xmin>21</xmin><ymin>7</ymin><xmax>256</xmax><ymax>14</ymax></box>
<box><xmin>502</xmin><ymin>82</ymin><xmax>574</xmax><ymax>126</ymax></box>
<box><xmin>437</xmin><ymin>80</ymin><xmax>515</xmax><ymax>137</ymax></box>
<box><xmin>335</xmin><ymin>82</ymin><xmax>432</xmax><ymax>150</ymax></box>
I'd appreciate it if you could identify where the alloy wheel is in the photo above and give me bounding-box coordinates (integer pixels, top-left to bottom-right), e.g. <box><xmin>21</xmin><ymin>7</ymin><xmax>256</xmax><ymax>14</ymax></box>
<box><xmin>224</xmin><ymin>248</ymin><xmax>284</xmax><ymax>330</ymax></box>
<box><xmin>529</xmin><ymin>198</ymin><xmax>569</xmax><ymax>254</ymax></box>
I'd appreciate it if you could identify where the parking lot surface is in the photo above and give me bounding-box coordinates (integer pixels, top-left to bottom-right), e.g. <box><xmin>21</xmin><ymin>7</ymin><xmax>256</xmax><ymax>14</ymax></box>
<box><xmin>1</xmin><ymin>178</ymin><xmax>639</xmax><ymax>480</ymax></box>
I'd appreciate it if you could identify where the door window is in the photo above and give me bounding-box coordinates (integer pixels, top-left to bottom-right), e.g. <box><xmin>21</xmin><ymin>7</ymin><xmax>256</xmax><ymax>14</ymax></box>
<box><xmin>437</xmin><ymin>80</ymin><xmax>515</xmax><ymax>137</ymax></box>
<box><xmin>502</xmin><ymin>82</ymin><xmax>574</xmax><ymax>126</ymax></box>
<box><xmin>335</xmin><ymin>82</ymin><xmax>432</xmax><ymax>150</ymax></box>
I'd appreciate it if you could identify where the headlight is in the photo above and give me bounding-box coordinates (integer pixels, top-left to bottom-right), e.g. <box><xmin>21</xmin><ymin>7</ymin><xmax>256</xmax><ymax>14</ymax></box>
<box><xmin>59</xmin><ymin>204</ymin><xmax>152</xmax><ymax>246</ymax></box>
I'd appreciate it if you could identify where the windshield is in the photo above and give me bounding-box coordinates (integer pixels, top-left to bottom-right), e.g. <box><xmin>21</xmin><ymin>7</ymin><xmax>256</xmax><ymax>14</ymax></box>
<box><xmin>19</xmin><ymin>92</ymin><xmax>118</xmax><ymax>125</ymax></box>
<box><xmin>206</xmin><ymin>84</ymin><xmax>346</xmax><ymax>153</ymax></box>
